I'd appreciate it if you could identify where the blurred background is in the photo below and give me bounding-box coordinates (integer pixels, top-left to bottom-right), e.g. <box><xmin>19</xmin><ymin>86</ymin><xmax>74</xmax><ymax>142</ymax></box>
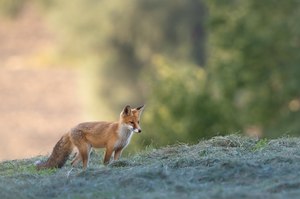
<box><xmin>0</xmin><ymin>0</ymin><xmax>299</xmax><ymax>161</ymax></box>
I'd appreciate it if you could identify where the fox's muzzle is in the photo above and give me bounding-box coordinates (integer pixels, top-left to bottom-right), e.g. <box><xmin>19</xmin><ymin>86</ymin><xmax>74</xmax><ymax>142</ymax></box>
<box><xmin>134</xmin><ymin>128</ymin><xmax>142</xmax><ymax>133</ymax></box>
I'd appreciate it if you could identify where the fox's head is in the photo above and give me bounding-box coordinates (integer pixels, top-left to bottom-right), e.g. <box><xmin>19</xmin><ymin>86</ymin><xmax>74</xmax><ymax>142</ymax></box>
<box><xmin>120</xmin><ymin>105</ymin><xmax>145</xmax><ymax>133</ymax></box>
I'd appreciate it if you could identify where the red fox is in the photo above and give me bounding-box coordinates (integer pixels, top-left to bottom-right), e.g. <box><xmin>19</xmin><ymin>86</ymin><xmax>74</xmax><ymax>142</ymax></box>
<box><xmin>36</xmin><ymin>105</ymin><xmax>145</xmax><ymax>170</ymax></box>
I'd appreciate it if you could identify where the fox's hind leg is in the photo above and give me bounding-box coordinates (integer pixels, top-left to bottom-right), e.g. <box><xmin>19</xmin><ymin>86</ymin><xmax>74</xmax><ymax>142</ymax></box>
<box><xmin>71</xmin><ymin>146</ymin><xmax>92</xmax><ymax>168</ymax></box>
<box><xmin>71</xmin><ymin>153</ymin><xmax>81</xmax><ymax>167</ymax></box>
<box><xmin>70</xmin><ymin>129</ymin><xmax>92</xmax><ymax>169</ymax></box>
<box><xmin>78</xmin><ymin>144</ymin><xmax>92</xmax><ymax>169</ymax></box>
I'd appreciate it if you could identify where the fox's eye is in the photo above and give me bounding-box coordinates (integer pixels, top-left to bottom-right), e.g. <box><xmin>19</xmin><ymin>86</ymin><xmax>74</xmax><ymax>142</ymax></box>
<box><xmin>138</xmin><ymin>121</ymin><xmax>140</xmax><ymax>124</ymax></box>
<box><xmin>130</xmin><ymin>121</ymin><xmax>134</xmax><ymax>125</ymax></box>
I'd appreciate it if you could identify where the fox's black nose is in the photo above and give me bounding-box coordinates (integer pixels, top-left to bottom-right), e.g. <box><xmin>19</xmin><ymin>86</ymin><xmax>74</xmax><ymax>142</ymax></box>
<box><xmin>138</xmin><ymin>129</ymin><xmax>142</xmax><ymax>133</ymax></box>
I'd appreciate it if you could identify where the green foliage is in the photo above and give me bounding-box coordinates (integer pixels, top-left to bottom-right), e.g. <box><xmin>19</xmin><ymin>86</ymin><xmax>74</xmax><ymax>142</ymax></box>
<box><xmin>206</xmin><ymin>0</ymin><xmax>300</xmax><ymax>136</ymax></box>
<box><xmin>136</xmin><ymin>0</ymin><xmax>300</xmax><ymax>146</ymax></box>
<box><xmin>252</xmin><ymin>138</ymin><xmax>269</xmax><ymax>152</ymax></box>
<box><xmin>137</xmin><ymin>56</ymin><xmax>231</xmax><ymax>147</ymax></box>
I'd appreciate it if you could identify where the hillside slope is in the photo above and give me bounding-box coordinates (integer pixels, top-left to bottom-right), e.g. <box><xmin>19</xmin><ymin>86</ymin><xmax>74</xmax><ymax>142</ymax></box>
<box><xmin>1</xmin><ymin>135</ymin><xmax>300</xmax><ymax>199</ymax></box>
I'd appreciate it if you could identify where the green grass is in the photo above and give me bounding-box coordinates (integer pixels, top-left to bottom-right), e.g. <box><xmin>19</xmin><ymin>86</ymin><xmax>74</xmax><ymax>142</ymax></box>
<box><xmin>252</xmin><ymin>138</ymin><xmax>269</xmax><ymax>151</ymax></box>
<box><xmin>1</xmin><ymin>135</ymin><xmax>300</xmax><ymax>199</ymax></box>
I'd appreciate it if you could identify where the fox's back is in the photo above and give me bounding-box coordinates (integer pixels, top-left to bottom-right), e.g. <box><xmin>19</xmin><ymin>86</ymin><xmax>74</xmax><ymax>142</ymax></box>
<box><xmin>74</xmin><ymin>121</ymin><xmax>115</xmax><ymax>133</ymax></box>
<box><xmin>71</xmin><ymin>121</ymin><xmax>119</xmax><ymax>148</ymax></box>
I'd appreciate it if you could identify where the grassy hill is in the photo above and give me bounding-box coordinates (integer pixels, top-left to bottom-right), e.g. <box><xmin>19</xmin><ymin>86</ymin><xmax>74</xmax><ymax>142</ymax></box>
<box><xmin>1</xmin><ymin>135</ymin><xmax>300</xmax><ymax>199</ymax></box>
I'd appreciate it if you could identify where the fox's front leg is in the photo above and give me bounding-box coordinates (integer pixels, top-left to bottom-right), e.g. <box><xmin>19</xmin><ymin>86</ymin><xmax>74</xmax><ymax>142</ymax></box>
<box><xmin>114</xmin><ymin>148</ymin><xmax>123</xmax><ymax>161</ymax></box>
<box><xmin>104</xmin><ymin>147</ymin><xmax>114</xmax><ymax>165</ymax></box>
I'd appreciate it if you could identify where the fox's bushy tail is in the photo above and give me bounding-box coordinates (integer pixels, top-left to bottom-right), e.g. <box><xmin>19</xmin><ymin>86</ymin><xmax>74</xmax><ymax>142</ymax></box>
<box><xmin>36</xmin><ymin>133</ymin><xmax>73</xmax><ymax>170</ymax></box>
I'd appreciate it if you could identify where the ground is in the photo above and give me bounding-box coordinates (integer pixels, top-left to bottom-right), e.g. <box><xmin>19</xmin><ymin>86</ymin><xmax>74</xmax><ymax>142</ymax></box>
<box><xmin>1</xmin><ymin>135</ymin><xmax>300</xmax><ymax>199</ymax></box>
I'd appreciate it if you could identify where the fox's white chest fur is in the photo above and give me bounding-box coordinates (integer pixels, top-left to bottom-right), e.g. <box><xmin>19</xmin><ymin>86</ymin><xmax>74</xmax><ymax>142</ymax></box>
<box><xmin>114</xmin><ymin>124</ymin><xmax>134</xmax><ymax>150</ymax></box>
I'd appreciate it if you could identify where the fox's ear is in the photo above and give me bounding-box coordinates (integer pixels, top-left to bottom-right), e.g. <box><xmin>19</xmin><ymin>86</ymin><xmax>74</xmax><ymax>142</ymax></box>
<box><xmin>121</xmin><ymin>105</ymin><xmax>131</xmax><ymax>116</ymax></box>
<box><xmin>136</xmin><ymin>105</ymin><xmax>145</xmax><ymax>111</ymax></box>
<box><xmin>136</xmin><ymin>105</ymin><xmax>145</xmax><ymax>117</ymax></box>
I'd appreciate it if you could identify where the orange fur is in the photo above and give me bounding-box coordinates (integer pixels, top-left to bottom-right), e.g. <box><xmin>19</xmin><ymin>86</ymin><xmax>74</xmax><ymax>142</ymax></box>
<box><xmin>36</xmin><ymin>105</ymin><xmax>145</xmax><ymax>170</ymax></box>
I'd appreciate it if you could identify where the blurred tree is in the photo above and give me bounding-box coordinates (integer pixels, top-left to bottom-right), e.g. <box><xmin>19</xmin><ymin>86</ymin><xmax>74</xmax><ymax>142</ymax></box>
<box><xmin>136</xmin><ymin>0</ymin><xmax>300</xmax><ymax>148</ymax></box>
<box><xmin>135</xmin><ymin>56</ymin><xmax>230</xmax><ymax>147</ymax></box>
<box><xmin>206</xmin><ymin>0</ymin><xmax>300</xmax><ymax>136</ymax></box>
